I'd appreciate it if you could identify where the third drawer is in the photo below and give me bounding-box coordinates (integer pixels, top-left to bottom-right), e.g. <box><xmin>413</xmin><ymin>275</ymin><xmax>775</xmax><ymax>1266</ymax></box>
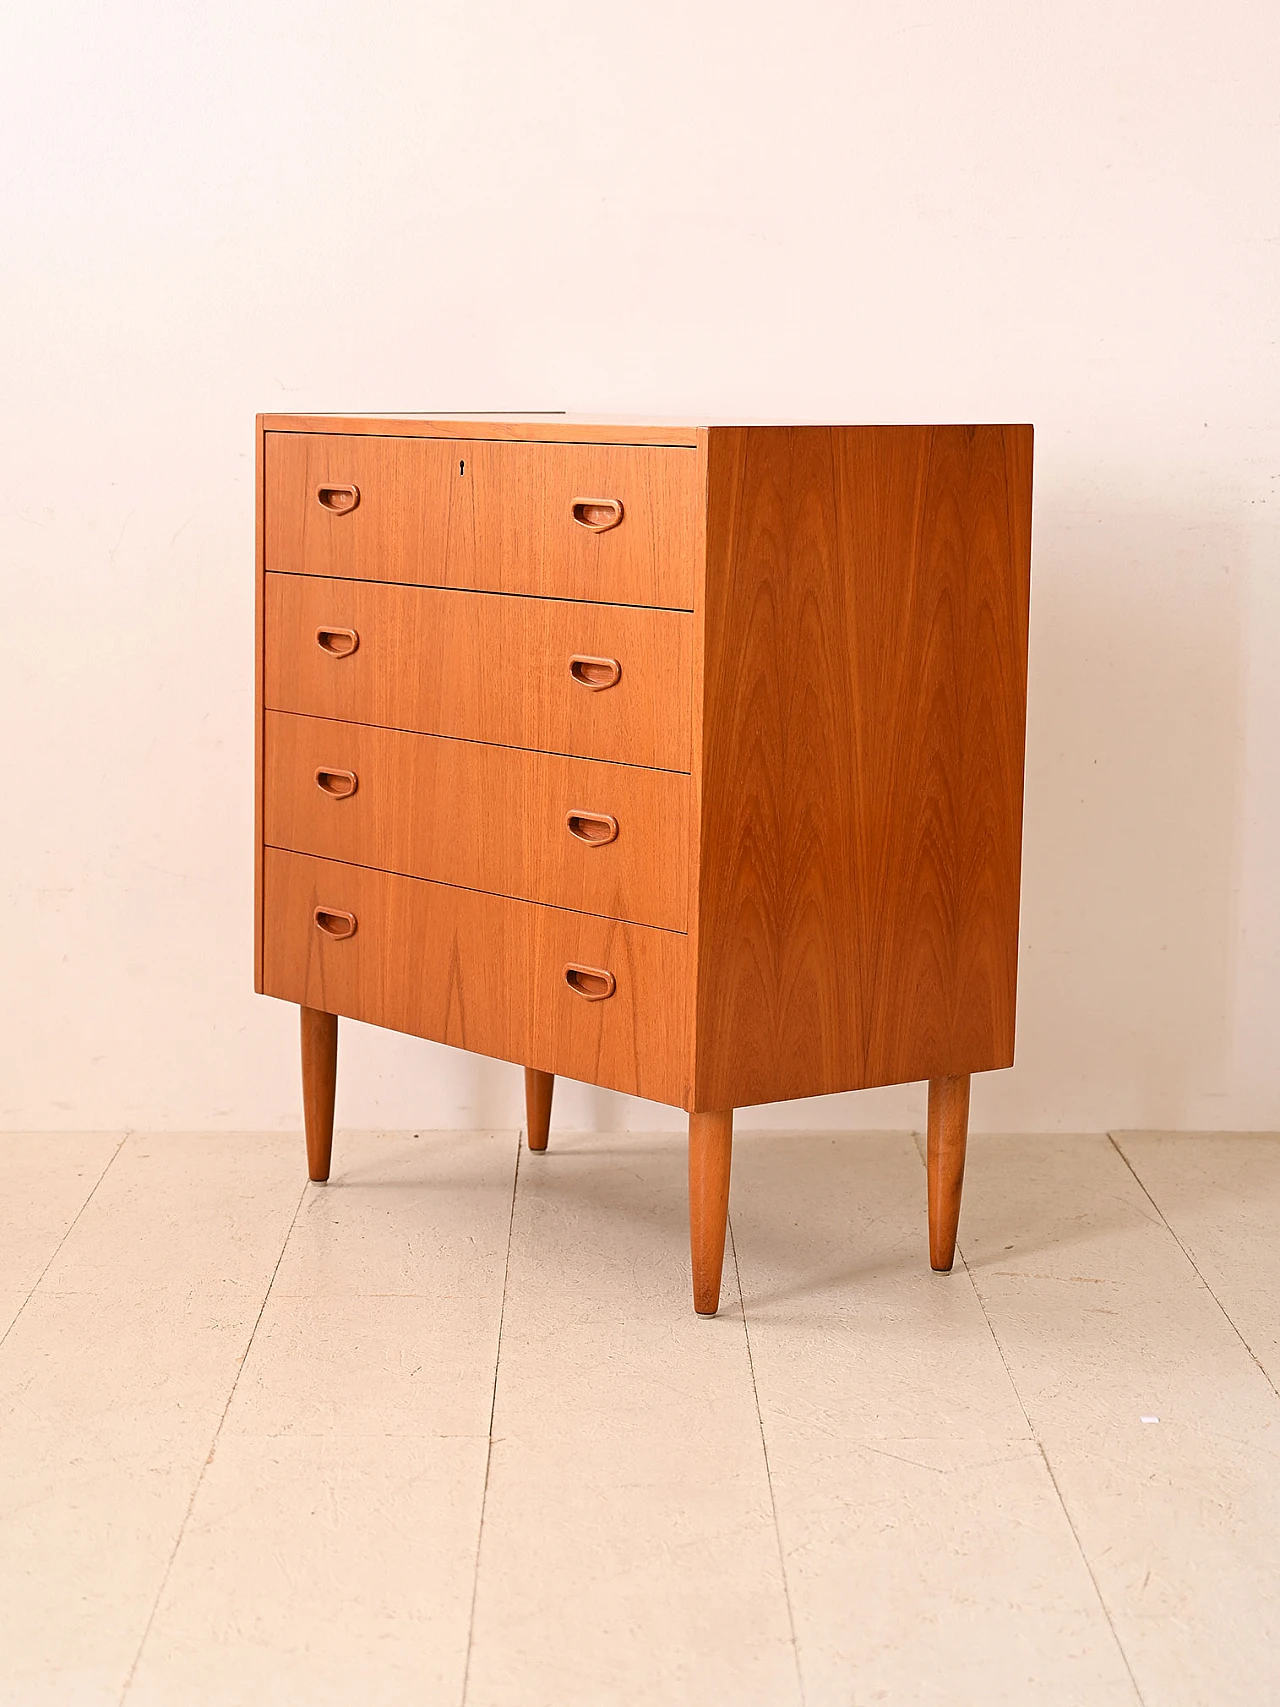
<box><xmin>263</xmin><ymin>573</ymin><xmax>694</xmax><ymax>772</ymax></box>
<box><xmin>264</xmin><ymin>710</ymin><xmax>692</xmax><ymax>932</ymax></box>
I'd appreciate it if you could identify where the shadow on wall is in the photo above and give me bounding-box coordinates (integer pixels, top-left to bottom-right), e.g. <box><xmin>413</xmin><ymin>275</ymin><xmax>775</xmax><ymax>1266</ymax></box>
<box><xmin>981</xmin><ymin>482</ymin><xmax>1246</xmax><ymax>1133</ymax></box>
<box><xmin>728</xmin><ymin>478</ymin><xmax>1250</xmax><ymax>1135</ymax></box>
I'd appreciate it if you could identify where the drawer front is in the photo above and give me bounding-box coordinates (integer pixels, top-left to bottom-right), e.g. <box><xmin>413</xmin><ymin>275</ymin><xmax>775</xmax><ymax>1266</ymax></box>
<box><xmin>262</xmin><ymin>849</ymin><xmax>691</xmax><ymax>1108</ymax></box>
<box><xmin>263</xmin><ymin>574</ymin><xmax>693</xmax><ymax>772</ymax></box>
<box><xmin>264</xmin><ymin>712</ymin><xmax>691</xmax><ymax>932</ymax></box>
<box><xmin>264</xmin><ymin>432</ymin><xmax>699</xmax><ymax>609</ymax></box>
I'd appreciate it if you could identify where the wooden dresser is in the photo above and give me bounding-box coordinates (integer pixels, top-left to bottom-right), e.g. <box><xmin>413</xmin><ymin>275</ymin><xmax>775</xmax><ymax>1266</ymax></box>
<box><xmin>255</xmin><ymin>415</ymin><xmax>1033</xmax><ymax>1313</ymax></box>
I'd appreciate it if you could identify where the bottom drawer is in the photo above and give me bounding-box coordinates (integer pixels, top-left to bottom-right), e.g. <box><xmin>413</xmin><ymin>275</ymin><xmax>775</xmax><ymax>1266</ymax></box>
<box><xmin>262</xmin><ymin>849</ymin><xmax>691</xmax><ymax>1108</ymax></box>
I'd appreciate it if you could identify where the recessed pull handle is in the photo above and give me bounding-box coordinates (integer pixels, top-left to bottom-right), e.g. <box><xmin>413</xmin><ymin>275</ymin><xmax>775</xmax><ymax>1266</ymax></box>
<box><xmin>569</xmin><ymin>654</ymin><xmax>621</xmax><ymax>691</ymax></box>
<box><xmin>313</xmin><ymin>907</ymin><xmax>357</xmax><ymax>940</ymax></box>
<box><xmin>315</xmin><ymin>767</ymin><xmax>358</xmax><ymax>799</ymax></box>
<box><xmin>316</xmin><ymin>483</ymin><xmax>360</xmax><ymax>515</ymax></box>
<box><xmin>564</xmin><ymin>963</ymin><xmax>616</xmax><ymax>1001</ymax></box>
<box><xmin>571</xmin><ymin>497</ymin><xmax>624</xmax><ymax>532</ymax></box>
<box><xmin>566</xmin><ymin>810</ymin><xmax>618</xmax><ymax>846</ymax></box>
<box><xmin>316</xmin><ymin>626</ymin><xmax>359</xmax><ymax>658</ymax></box>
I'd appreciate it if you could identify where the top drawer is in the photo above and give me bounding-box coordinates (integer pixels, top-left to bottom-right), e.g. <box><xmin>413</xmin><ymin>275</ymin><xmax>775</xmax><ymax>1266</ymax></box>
<box><xmin>264</xmin><ymin>432</ymin><xmax>700</xmax><ymax>609</ymax></box>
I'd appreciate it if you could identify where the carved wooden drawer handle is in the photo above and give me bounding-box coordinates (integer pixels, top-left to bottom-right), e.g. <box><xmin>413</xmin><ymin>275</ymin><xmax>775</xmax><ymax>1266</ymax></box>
<box><xmin>569</xmin><ymin>654</ymin><xmax>621</xmax><ymax>691</ymax></box>
<box><xmin>571</xmin><ymin>497</ymin><xmax>623</xmax><ymax>532</ymax></box>
<box><xmin>315</xmin><ymin>767</ymin><xmax>358</xmax><ymax>799</ymax></box>
<box><xmin>314</xmin><ymin>907</ymin><xmax>357</xmax><ymax>940</ymax></box>
<box><xmin>564</xmin><ymin>963</ymin><xmax>616</xmax><ymax>1001</ymax></box>
<box><xmin>316</xmin><ymin>483</ymin><xmax>360</xmax><ymax>515</ymax></box>
<box><xmin>566</xmin><ymin>810</ymin><xmax>618</xmax><ymax>846</ymax></box>
<box><xmin>316</xmin><ymin>626</ymin><xmax>359</xmax><ymax>658</ymax></box>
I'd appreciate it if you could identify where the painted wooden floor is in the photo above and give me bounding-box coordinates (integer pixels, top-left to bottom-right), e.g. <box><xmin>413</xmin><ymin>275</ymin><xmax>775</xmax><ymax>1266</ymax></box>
<box><xmin>2</xmin><ymin>1128</ymin><xmax>1277</xmax><ymax>1706</ymax></box>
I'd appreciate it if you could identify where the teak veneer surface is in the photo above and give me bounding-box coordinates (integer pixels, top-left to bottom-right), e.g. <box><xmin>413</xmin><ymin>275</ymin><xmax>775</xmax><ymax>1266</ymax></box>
<box><xmin>263</xmin><ymin>574</ymin><xmax>693</xmax><ymax>773</ymax></box>
<box><xmin>692</xmin><ymin>425</ymin><xmax>1032</xmax><ymax>1109</ymax></box>
<box><xmin>264</xmin><ymin>849</ymin><xmax>691</xmax><ymax>1108</ymax></box>
<box><xmin>265</xmin><ymin>432</ymin><xmax>700</xmax><ymax>609</ymax></box>
<box><xmin>264</xmin><ymin>710</ymin><xmax>692</xmax><ymax>932</ymax></box>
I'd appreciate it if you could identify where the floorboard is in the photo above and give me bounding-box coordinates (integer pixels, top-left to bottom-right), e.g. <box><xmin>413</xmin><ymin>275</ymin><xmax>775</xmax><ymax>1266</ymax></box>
<box><xmin>1</xmin><ymin>1128</ymin><xmax>1278</xmax><ymax>1706</ymax></box>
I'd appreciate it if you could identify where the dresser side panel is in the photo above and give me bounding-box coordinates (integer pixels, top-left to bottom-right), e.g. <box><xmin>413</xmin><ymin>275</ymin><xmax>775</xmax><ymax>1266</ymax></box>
<box><xmin>692</xmin><ymin>425</ymin><xmax>1033</xmax><ymax>1109</ymax></box>
<box><xmin>254</xmin><ymin>414</ymin><xmax>267</xmax><ymax>992</ymax></box>
<box><xmin>682</xmin><ymin>428</ymin><xmax>713</xmax><ymax>1109</ymax></box>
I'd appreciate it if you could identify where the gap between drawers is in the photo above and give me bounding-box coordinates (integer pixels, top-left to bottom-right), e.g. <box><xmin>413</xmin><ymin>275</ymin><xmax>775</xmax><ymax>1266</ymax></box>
<box><xmin>260</xmin><ymin>845</ymin><xmax>691</xmax><ymax>938</ymax></box>
<box><xmin>260</xmin><ymin>706</ymin><xmax>693</xmax><ymax>777</ymax></box>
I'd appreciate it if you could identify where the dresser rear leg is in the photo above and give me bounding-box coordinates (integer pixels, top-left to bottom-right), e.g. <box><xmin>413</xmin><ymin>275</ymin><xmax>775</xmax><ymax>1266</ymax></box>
<box><xmin>524</xmin><ymin>1068</ymin><xmax>554</xmax><ymax>1152</ymax></box>
<box><xmin>301</xmin><ymin>1006</ymin><xmax>338</xmax><ymax>1183</ymax></box>
<box><xmin>688</xmin><ymin>1110</ymin><xmax>734</xmax><ymax>1315</ymax></box>
<box><xmin>927</xmin><ymin>1074</ymin><xmax>970</xmax><ymax>1271</ymax></box>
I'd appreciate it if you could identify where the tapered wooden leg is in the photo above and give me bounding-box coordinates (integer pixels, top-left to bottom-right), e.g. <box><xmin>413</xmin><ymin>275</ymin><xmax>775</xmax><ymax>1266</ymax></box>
<box><xmin>688</xmin><ymin>1110</ymin><xmax>733</xmax><ymax>1315</ymax></box>
<box><xmin>301</xmin><ymin>1006</ymin><xmax>338</xmax><ymax>1183</ymax></box>
<box><xmin>524</xmin><ymin>1067</ymin><xmax>554</xmax><ymax>1151</ymax></box>
<box><xmin>927</xmin><ymin>1073</ymin><xmax>971</xmax><ymax>1271</ymax></box>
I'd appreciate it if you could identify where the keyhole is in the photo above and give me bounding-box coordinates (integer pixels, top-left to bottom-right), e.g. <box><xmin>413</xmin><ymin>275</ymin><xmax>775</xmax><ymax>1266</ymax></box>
<box><xmin>459</xmin><ymin>459</ymin><xmax>465</xmax><ymax>476</ymax></box>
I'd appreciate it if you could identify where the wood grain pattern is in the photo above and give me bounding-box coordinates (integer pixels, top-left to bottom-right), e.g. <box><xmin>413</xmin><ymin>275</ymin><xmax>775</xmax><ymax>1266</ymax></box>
<box><xmin>264</xmin><ymin>432</ymin><xmax>699</xmax><ymax>609</ymax></box>
<box><xmin>927</xmin><ymin>1073</ymin><xmax>970</xmax><ymax>1271</ymax></box>
<box><xmin>692</xmin><ymin>425</ymin><xmax>1032</xmax><ymax>1110</ymax></box>
<box><xmin>262</xmin><ymin>849</ymin><xmax>692</xmax><ymax>1108</ymax></box>
<box><xmin>300</xmin><ymin>1006</ymin><xmax>338</xmax><ymax>1181</ymax></box>
<box><xmin>263</xmin><ymin>710</ymin><xmax>692</xmax><ymax>932</ymax></box>
<box><xmin>688</xmin><ymin>1110</ymin><xmax>733</xmax><ymax>1315</ymax></box>
<box><xmin>264</xmin><ymin>574</ymin><xmax>693</xmax><ymax>773</ymax></box>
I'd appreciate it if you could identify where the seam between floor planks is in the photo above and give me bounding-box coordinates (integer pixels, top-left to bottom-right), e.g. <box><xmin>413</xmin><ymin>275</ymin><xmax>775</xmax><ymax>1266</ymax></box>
<box><xmin>731</xmin><ymin>1219</ymin><xmax>808</xmax><ymax>1707</ymax></box>
<box><xmin>941</xmin><ymin>1129</ymin><xmax>1280</xmax><ymax>1707</ymax></box>
<box><xmin>118</xmin><ymin>1175</ymin><xmax>310</xmax><ymax>1706</ymax></box>
<box><xmin>460</xmin><ymin>1131</ymin><xmax>523</xmax><ymax>1707</ymax></box>
<box><xmin>1107</xmin><ymin>1131</ymin><xmax>1280</xmax><ymax>1406</ymax></box>
<box><xmin>948</xmin><ymin>1239</ymin><xmax>1147</xmax><ymax>1705</ymax></box>
<box><xmin>0</xmin><ymin>1131</ymin><xmax>128</xmax><ymax>1355</ymax></box>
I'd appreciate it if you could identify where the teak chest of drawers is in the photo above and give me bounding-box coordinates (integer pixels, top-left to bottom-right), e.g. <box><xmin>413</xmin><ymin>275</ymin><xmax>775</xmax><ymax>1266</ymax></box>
<box><xmin>255</xmin><ymin>414</ymin><xmax>1033</xmax><ymax>1313</ymax></box>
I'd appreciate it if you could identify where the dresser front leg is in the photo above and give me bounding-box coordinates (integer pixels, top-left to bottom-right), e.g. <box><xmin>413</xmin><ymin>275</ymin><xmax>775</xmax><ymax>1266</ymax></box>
<box><xmin>524</xmin><ymin>1068</ymin><xmax>554</xmax><ymax>1152</ymax></box>
<box><xmin>688</xmin><ymin>1110</ymin><xmax>734</xmax><ymax>1315</ymax></box>
<box><xmin>301</xmin><ymin>1006</ymin><xmax>338</xmax><ymax>1183</ymax></box>
<box><xmin>927</xmin><ymin>1073</ymin><xmax>971</xmax><ymax>1271</ymax></box>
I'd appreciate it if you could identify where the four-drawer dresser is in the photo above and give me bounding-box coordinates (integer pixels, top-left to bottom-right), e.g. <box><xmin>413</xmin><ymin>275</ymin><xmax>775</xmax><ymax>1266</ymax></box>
<box><xmin>255</xmin><ymin>414</ymin><xmax>1033</xmax><ymax>1313</ymax></box>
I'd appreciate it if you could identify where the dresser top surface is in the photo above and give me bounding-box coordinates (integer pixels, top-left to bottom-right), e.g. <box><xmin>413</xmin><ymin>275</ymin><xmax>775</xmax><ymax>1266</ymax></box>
<box><xmin>258</xmin><ymin>414</ymin><xmax>1032</xmax><ymax>447</ymax></box>
<box><xmin>260</xmin><ymin>414</ymin><xmax>703</xmax><ymax>445</ymax></box>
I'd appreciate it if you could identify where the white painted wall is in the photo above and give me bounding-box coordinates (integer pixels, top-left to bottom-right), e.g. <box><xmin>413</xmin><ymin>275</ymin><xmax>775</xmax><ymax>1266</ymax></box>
<box><xmin>3</xmin><ymin>1</ymin><xmax>1277</xmax><ymax>1133</ymax></box>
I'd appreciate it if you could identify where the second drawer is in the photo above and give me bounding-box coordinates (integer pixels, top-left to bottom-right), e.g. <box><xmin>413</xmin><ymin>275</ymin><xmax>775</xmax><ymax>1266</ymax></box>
<box><xmin>264</xmin><ymin>711</ymin><xmax>692</xmax><ymax>932</ymax></box>
<box><xmin>263</xmin><ymin>573</ymin><xmax>694</xmax><ymax>772</ymax></box>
